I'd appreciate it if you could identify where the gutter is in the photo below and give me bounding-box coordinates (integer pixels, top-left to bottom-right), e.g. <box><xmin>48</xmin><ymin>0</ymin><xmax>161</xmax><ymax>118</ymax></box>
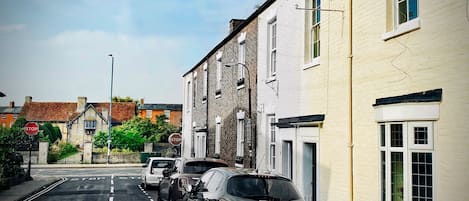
<box><xmin>348</xmin><ymin>0</ymin><xmax>354</xmax><ymax>200</ymax></box>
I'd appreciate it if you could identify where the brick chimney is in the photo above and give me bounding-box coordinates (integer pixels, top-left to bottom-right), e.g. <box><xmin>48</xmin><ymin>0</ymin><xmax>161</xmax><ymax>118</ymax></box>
<box><xmin>230</xmin><ymin>19</ymin><xmax>245</xmax><ymax>33</ymax></box>
<box><xmin>140</xmin><ymin>98</ymin><xmax>144</xmax><ymax>105</ymax></box>
<box><xmin>9</xmin><ymin>101</ymin><xmax>14</xmax><ymax>108</ymax></box>
<box><xmin>77</xmin><ymin>96</ymin><xmax>87</xmax><ymax>112</ymax></box>
<box><xmin>25</xmin><ymin>96</ymin><xmax>32</xmax><ymax>103</ymax></box>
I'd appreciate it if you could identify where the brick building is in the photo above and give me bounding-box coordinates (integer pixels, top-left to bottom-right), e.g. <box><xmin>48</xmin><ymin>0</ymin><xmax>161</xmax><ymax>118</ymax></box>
<box><xmin>0</xmin><ymin>101</ymin><xmax>22</xmax><ymax>128</ymax></box>
<box><xmin>136</xmin><ymin>99</ymin><xmax>182</xmax><ymax>128</ymax></box>
<box><xmin>181</xmin><ymin>2</ymin><xmax>275</xmax><ymax>167</ymax></box>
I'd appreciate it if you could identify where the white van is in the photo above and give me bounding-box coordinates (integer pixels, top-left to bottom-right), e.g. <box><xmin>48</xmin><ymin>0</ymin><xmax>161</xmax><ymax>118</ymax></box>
<box><xmin>141</xmin><ymin>157</ymin><xmax>177</xmax><ymax>189</ymax></box>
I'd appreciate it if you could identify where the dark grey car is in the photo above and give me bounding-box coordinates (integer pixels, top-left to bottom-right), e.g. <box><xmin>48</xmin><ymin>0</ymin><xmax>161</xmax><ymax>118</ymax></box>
<box><xmin>184</xmin><ymin>168</ymin><xmax>303</xmax><ymax>201</ymax></box>
<box><xmin>158</xmin><ymin>158</ymin><xmax>228</xmax><ymax>201</ymax></box>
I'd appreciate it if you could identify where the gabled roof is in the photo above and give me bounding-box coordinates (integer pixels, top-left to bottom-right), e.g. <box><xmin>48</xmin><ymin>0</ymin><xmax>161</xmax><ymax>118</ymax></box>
<box><xmin>91</xmin><ymin>102</ymin><xmax>136</xmax><ymax>123</ymax></box>
<box><xmin>69</xmin><ymin>104</ymin><xmax>108</xmax><ymax>124</ymax></box>
<box><xmin>20</xmin><ymin>102</ymin><xmax>77</xmax><ymax>122</ymax></box>
<box><xmin>20</xmin><ymin>101</ymin><xmax>136</xmax><ymax>123</ymax></box>
<box><xmin>0</xmin><ymin>106</ymin><xmax>22</xmax><ymax>114</ymax></box>
<box><xmin>138</xmin><ymin>104</ymin><xmax>182</xmax><ymax>111</ymax></box>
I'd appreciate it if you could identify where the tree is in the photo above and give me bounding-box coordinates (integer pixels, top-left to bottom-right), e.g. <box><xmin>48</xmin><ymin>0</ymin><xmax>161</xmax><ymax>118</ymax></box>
<box><xmin>112</xmin><ymin>96</ymin><xmax>137</xmax><ymax>103</ymax></box>
<box><xmin>93</xmin><ymin>128</ymin><xmax>144</xmax><ymax>151</ymax></box>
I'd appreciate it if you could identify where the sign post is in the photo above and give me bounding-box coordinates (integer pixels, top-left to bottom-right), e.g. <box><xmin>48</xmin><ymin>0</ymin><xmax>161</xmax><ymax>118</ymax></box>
<box><xmin>168</xmin><ymin>133</ymin><xmax>182</xmax><ymax>157</ymax></box>
<box><xmin>24</xmin><ymin>122</ymin><xmax>39</xmax><ymax>180</ymax></box>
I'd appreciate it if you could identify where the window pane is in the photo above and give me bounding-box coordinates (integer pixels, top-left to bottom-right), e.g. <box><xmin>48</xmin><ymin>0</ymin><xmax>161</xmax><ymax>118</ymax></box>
<box><xmin>414</xmin><ymin>127</ymin><xmax>428</xmax><ymax>144</ymax></box>
<box><xmin>391</xmin><ymin>152</ymin><xmax>404</xmax><ymax>201</ymax></box>
<box><xmin>408</xmin><ymin>0</ymin><xmax>418</xmax><ymax>20</ymax></box>
<box><xmin>381</xmin><ymin>151</ymin><xmax>386</xmax><ymax>201</ymax></box>
<box><xmin>380</xmin><ymin>125</ymin><xmax>386</xmax><ymax>147</ymax></box>
<box><xmin>391</xmin><ymin>124</ymin><xmax>403</xmax><ymax>147</ymax></box>
<box><xmin>398</xmin><ymin>1</ymin><xmax>408</xmax><ymax>24</ymax></box>
<box><xmin>412</xmin><ymin>153</ymin><xmax>433</xmax><ymax>200</ymax></box>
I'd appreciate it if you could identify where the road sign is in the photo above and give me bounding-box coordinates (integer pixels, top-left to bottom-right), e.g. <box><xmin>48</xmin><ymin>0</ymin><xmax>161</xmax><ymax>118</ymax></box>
<box><xmin>168</xmin><ymin>133</ymin><xmax>182</xmax><ymax>146</ymax></box>
<box><xmin>24</xmin><ymin>122</ymin><xmax>39</xmax><ymax>136</ymax></box>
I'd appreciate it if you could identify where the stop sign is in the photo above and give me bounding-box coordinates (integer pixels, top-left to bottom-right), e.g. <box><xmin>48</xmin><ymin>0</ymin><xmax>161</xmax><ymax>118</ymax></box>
<box><xmin>168</xmin><ymin>133</ymin><xmax>182</xmax><ymax>146</ymax></box>
<box><xmin>24</xmin><ymin>122</ymin><xmax>39</xmax><ymax>136</ymax></box>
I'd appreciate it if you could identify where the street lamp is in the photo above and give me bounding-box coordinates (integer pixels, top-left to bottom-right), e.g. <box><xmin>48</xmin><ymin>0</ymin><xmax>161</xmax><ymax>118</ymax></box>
<box><xmin>107</xmin><ymin>54</ymin><xmax>114</xmax><ymax>164</ymax></box>
<box><xmin>224</xmin><ymin>62</ymin><xmax>253</xmax><ymax>168</ymax></box>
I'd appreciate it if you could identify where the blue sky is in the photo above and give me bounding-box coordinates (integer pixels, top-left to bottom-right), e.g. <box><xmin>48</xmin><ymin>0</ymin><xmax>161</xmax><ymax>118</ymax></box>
<box><xmin>0</xmin><ymin>0</ymin><xmax>265</xmax><ymax>106</ymax></box>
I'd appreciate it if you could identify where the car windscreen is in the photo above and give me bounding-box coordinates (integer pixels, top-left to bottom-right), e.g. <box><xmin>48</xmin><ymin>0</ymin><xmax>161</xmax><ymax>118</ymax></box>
<box><xmin>182</xmin><ymin>161</ymin><xmax>228</xmax><ymax>174</ymax></box>
<box><xmin>227</xmin><ymin>176</ymin><xmax>301</xmax><ymax>201</ymax></box>
<box><xmin>151</xmin><ymin>160</ymin><xmax>175</xmax><ymax>168</ymax></box>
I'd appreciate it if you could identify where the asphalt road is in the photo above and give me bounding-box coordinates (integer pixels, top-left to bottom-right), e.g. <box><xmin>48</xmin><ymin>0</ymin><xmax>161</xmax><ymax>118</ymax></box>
<box><xmin>26</xmin><ymin>168</ymin><xmax>160</xmax><ymax>201</ymax></box>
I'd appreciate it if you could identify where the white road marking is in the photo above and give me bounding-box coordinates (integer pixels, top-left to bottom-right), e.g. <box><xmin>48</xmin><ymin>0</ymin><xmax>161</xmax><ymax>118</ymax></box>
<box><xmin>110</xmin><ymin>186</ymin><xmax>114</xmax><ymax>194</ymax></box>
<box><xmin>109</xmin><ymin>197</ymin><xmax>114</xmax><ymax>201</ymax></box>
<box><xmin>111</xmin><ymin>180</ymin><xmax>114</xmax><ymax>185</ymax></box>
<box><xmin>70</xmin><ymin>178</ymin><xmax>79</xmax><ymax>181</ymax></box>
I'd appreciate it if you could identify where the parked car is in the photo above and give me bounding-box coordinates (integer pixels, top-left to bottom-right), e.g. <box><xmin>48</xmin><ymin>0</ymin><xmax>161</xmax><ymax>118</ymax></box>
<box><xmin>158</xmin><ymin>158</ymin><xmax>228</xmax><ymax>201</ymax></box>
<box><xmin>183</xmin><ymin>167</ymin><xmax>303</xmax><ymax>201</ymax></box>
<box><xmin>141</xmin><ymin>157</ymin><xmax>178</xmax><ymax>189</ymax></box>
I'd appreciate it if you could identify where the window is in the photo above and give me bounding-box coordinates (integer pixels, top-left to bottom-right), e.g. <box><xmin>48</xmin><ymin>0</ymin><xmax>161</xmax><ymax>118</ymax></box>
<box><xmin>236</xmin><ymin>114</ymin><xmax>245</xmax><ymax>158</ymax></box>
<box><xmin>84</xmin><ymin>120</ymin><xmax>97</xmax><ymax>130</ymax></box>
<box><xmin>146</xmin><ymin>110</ymin><xmax>152</xmax><ymax>119</ymax></box>
<box><xmin>195</xmin><ymin>132</ymin><xmax>207</xmax><ymax>158</ymax></box>
<box><xmin>1</xmin><ymin>114</ymin><xmax>5</xmax><ymax>119</ymax></box>
<box><xmin>13</xmin><ymin>114</ymin><xmax>17</xmax><ymax>119</ymax></box>
<box><xmin>186</xmin><ymin>81</ymin><xmax>191</xmax><ymax>110</ymax></box>
<box><xmin>164</xmin><ymin>110</ymin><xmax>171</xmax><ymax>123</ymax></box>
<box><xmin>379</xmin><ymin>122</ymin><xmax>434</xmax><ymax>201</ymax></box>
<box><xmin>268</xmin><ymin>18</ymin><xmax>277</xmax><ymax>78</ymax></box>
<box><xmin>193</xmin><ymin>76</ymin><xmax>197</xmax><ymax>108</ymax></box>
<box><xmin>382</xmin><ymin>0</ymin><xmax>419</xmax><ymax>40</ymax></box>
<box><xmin>267</xmin><ymin>114</ymin><xmax>276</xmax><ymax>170</ymax></box>
<box><xmin>396</xmin><ymin>0</ymin><xmax>418</xmax><ymax>25</ymax></box>
<box><xmin>203</xmin><ymin>63</ymin><xmax>208</xmax><ymax>102</ymax></box>
<box><xmin>238</xmin><ymin>42</ymin><xmax>246</xmax><ymax>86</ymax></box>
<box><xmin>215</xmin><ymin>116</ymin><xmax>221</xmax><ymax>155</ymax></box>
<box><xmin>216</xmin><ymin>52</ymin><xmax>223</xmax><ymax>97</ymax></box>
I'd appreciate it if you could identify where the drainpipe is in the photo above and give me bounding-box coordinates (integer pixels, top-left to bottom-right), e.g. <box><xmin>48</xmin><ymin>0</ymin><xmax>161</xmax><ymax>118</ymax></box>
<box><xmin>348</xmin><ymin>0</ymin><xmax>354</xmax><ymax>201</ymax></box>
<box><xmin>206</xmin><ymin>67</ymin><xmax>210</xmax><ymax>158</ymax></box>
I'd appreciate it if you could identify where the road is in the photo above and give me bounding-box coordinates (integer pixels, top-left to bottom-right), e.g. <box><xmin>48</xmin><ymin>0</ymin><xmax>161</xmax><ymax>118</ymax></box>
<box><xmin>26</xmin><ymin>167</ymin><xmax>160</xmax><ymax>201</ymax></box>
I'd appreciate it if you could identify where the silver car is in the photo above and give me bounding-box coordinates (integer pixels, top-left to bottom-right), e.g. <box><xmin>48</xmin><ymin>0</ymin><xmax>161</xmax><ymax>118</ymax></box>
<box><xmin>184</xmin><ymin>167</ymin><xmax>303</xmax><ymax>201</ymax></box>
<box><xmin>141</xmin><ymin>157</ymin><xmax>178</xmax><ymax>189</ymax></box>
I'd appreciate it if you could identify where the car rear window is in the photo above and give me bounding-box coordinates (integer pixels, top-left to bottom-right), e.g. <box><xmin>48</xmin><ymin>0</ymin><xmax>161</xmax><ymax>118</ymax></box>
<box><xmin>227</xmin><ymin>176</ymin><xmax>301</xmax><ymax>201</ymax></box>
<box><xmin>152</xmin><ymin>160</ymin><xmax>175</xmax><ymax>168</ymax></box>
<box><xmin>183</xmin><ymin>161</ymin><xmax>228</xmax><ymax>174</ymax></box>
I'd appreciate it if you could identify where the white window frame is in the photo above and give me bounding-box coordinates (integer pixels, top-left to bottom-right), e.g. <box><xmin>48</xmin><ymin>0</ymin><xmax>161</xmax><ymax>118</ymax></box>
<box><xmin>311</xmin><ymin>0</ymin><xmax>320</xmax><ymax>63</ymax></box>
<box><xmin>236</xmin><ymin>111</ymin><xmax>245</xmax><ymax>158</ymax></box>
<box><xmin>193</xmin><ymin>73</ymin><xmax>197</xmax><ymax>108</ymax></box>
<box><xmin>267</xmin><ymin>114</ymin><xmax>276</xmax><ymax>171</ymax></box>
<box><xmin>164</xmin><ymin>110</ymin><xmax>171</xmax><ymax>123</ymax></box>
<box><xmin>379</xmin><ymin>122</ymin><xmax>435</xmax><ymax>201</ymax></box>
<box><xmin>203</xmin><ymin>63</ymin><xmax>208</xmax><ymax>103</ymax></box>
<box><xmin>146</xmin><ymin>110</ymin><xmax>152</xmax><ymax>119</ymax></box>
<box><xmin>215</xmin><ymin>116</ymin><xmax>221</xmax><ymax>155</ymax></box>
<box><xmin>195</xmin><ymin>132</ymin><xmax>207</xmax><ymax>158</ymax></box>
<box><xmin>382</xmin><ymin>0</ymin><xmax>420</xmax><ymax>40</ymax></box>
<box><xmin>238</xmin><ymin>42</ymin><xmax>246</xmax><ymax>85</ymax></box>
<box><xmin>268</xmin><ymin>18</ymin><xmax>277</xmax><ymax>79</ymax></box>
<box><xmin>186</xmin><ymin>81</ymin><xmax>191</xmax><ymax>111</ymax></box>
<box><xmin>216</xmin><ymin>51</ymin><xmax>223</xmax><ymax>98</ymax></box>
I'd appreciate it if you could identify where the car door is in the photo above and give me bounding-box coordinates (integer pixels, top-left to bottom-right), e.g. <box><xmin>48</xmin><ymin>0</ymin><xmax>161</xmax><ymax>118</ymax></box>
<box><xmin>202</xmin><ymin>171</ymin><xmax>224</xmax><ymax>200</ymax></box>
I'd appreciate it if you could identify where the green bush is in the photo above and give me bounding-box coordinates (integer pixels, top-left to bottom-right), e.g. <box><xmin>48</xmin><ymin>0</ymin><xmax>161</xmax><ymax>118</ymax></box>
<box><xmin>48</xmin><ymin>152</ymin><xmax>59</xmax><ymax>163</ymax></box>
<box><xmin>58</xmin><ymin>143</ymin><xmax>78</xmax><ymax>159</ymax></box>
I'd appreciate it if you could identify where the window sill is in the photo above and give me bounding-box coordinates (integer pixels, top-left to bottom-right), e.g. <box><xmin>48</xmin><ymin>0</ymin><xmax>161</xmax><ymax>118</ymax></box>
<box><xmin>237</xmin><ymin>85</ymin><xmax>245</xmax><ymax>90</ymax></box>
<box><xmin>382</xmin><ymin>18</ymin><xmax>420</xmax><ymax>41</ymax></box>
<box><xmin>303</xmin><ymin>58</ymin><xmax>320</xmax><ymax>70</ymax></box>
<box><xmin>265</xmin><ymin>76</ymin><xmax>277</xmax><ymax>84</ymax></box>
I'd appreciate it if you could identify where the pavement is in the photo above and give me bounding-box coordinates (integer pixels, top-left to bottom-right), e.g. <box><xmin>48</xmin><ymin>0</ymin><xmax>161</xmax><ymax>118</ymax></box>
<box><xmin>0</xmin><ymin>163</ymin><xmax>142</xmax><ymax>201</ymax></box>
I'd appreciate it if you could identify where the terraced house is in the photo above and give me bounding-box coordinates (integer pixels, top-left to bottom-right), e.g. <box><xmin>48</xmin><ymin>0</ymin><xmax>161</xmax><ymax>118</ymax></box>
<box><xmin>183</xmin><ymin>0</ymin><xmax>469</xmax><ymax>200</ymax></box>
<box><xmin>0</xmin><ymin>101</ymin><xmax>21</xmax><ymax>128</ymax></box>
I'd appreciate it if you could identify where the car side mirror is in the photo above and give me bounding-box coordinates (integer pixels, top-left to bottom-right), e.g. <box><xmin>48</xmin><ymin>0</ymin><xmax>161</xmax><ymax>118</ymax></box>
<box><xmin>184</xmin><ymin>184</ymin><xmax>193</xmax><ymax>193</ymax></box>
<box><xmin>142</xmin><ymin>164</ymin><xmax>148</xmax><ymax>168</ymax></box>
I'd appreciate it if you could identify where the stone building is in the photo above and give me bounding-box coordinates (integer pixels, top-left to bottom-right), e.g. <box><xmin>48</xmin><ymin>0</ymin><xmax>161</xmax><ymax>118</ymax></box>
<box><xmin>20</xmin><ymin>96</ymin><xmax>135</xmax><ymax>148</ymax></box>
<box><xmin>181</xmin><ymin>1</ymin><xmax>275</xmax><ymax>167</ymax></box>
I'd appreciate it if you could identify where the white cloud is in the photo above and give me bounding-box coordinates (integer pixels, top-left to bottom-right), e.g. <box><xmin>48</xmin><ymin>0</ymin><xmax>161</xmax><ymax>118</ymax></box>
<box><xmin>0</xmin><ymin>24</ymin><xmax>25</xmax><ymax>32</ymax></box>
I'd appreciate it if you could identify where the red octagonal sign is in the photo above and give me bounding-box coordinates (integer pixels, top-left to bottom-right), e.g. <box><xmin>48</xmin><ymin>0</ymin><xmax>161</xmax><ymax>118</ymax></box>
<box><xmin>168</xmin><ymin>133</ymin><xmax>182</xmax><ymax>146</ymax></box>
<box><xmin>24</xmin><ymin>122</ymin><xmax>39</xmax><ymax>136</ymax></box>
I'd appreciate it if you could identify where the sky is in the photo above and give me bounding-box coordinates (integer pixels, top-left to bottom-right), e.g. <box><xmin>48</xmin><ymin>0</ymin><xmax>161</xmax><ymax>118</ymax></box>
<box><xmin>0</xmin><ymin>0</ymin><xmax>266</xmax><ymax>106</ymax></box>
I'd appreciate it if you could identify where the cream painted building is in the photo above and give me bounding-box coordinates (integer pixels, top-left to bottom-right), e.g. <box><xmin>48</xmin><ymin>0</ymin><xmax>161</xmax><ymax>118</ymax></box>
<box><xmin>257</xmin><ymin>0</ymin><xmax>469</xmax><ymax>201</ymax></box>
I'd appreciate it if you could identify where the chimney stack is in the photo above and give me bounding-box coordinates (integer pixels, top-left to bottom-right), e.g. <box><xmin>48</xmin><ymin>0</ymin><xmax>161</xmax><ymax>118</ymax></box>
<box><xmin>77</xmin><ymin>96</ymin><xmax>87</xmax><ymax>112</ymax></box>
<box><xmin>229</xmin><ymin>19</ymin><xmax>245</xmax><ymax>33</ymax></box>
<box><xmin>140</xmin><ymin>98</ymin><xmax>144</xmax><ymax>105</ymax></box>
<box><xmin>25</xmin><ymin>96</ymin><xmax>32</xmax><ymax>103</ymax></box>
<box><xmin>9</xmin><ymin>101</ymin><xmax>14</xmax><ymax>108</ymax></box>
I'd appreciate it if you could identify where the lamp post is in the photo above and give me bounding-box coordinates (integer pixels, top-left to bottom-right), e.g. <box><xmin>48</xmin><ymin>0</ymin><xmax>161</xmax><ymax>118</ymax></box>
<box><xmin>107</xmin><ymin>54</ymin><xmax>114</xmax><ymax>164</ymax></box>
<box><xmin>224</xmin><ymin>62</ymin><xmax>253</xmax><ymax>168</ymax></box>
